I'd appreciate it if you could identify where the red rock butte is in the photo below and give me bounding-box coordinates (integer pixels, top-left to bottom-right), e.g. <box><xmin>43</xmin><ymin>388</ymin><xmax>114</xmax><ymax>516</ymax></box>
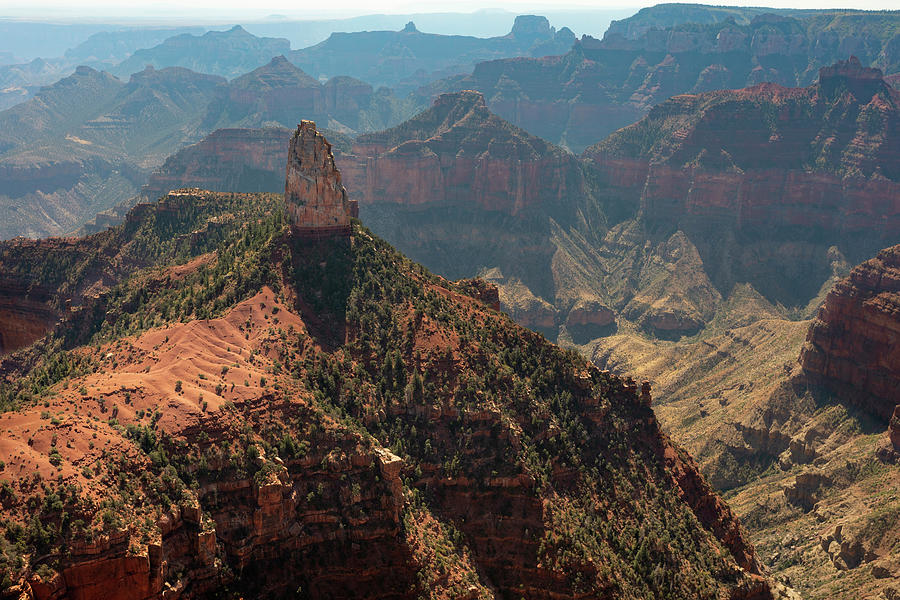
<box><xmin>800</xmin><ymin>243</ymin><xmax>900</xmax><ymax>421</ymax></box>
<box><xmin>284</xmin><ymin>120</ymin><xmax>358</xmax><ymax>238</ymax></box>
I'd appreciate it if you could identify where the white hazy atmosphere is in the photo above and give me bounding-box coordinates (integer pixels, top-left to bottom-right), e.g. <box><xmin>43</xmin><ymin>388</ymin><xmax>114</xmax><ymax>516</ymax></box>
<box><xmin>3</xmin><ymin>0</ymin><xmax>900</xmax><ymax>22</ymax></box>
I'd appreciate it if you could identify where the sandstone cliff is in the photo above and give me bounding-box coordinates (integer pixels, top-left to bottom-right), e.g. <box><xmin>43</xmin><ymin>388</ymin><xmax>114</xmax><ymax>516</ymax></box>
<box><xmin>344</xmin><ymin>91</ymin><xmax>586</xmax><ymax>217</ymax></box>
<box><xmin>583</xmin><ymin>58</ymin><xmax>900</xmax><ymax>314</ymax></box>
<box><xmin>800</xmin><ymin>244</ymin><xmax>900</xmax><ymax>421</ymax></box>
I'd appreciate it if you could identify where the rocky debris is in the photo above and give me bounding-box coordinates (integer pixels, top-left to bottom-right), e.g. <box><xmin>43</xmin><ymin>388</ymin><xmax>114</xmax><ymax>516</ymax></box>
<box><xmin>800</xmin><ymin>244</ymin><xmax>900</xmax><ymax>421</ymax></box>
<box><xmin>819</xmin><ymin>525</ymin><xmax>876</xmax><ymax>570</ymax></box>
<box><xmin>284</xmin><ymin>120</ymin><xmax>357</xmax><ymax>237</ymax></box>
<box><xmin>784</xmin><ymin>470</ymin><xmax>830</xmax><ymax>511</ymax></box>
<box><xmin>873</xmin><ymin>564</ymin><xmax>895</xmax><ymax>579</ymax></box>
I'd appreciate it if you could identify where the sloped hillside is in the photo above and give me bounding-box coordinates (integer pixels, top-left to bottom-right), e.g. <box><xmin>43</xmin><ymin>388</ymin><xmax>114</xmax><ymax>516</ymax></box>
<box><xmin>0</xmin><ymin>186</ymin><xmax>781</xmax><ymax>598</ymax></box>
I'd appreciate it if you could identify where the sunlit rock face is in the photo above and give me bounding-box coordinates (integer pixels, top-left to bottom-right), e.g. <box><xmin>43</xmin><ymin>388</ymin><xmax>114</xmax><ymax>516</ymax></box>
<box><xmin>284</xmin><ymin>120</ymin><xmax>357</xmax><ymax>238</ymax></box>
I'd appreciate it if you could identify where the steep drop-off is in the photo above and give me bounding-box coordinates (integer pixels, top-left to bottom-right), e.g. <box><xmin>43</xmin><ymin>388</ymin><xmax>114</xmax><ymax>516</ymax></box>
<box><xmin>142</xmin><ymin>127</ymin><xmax>291</xmax><ymax>202</ymax></box>
<box><xmin>800</xmin><ymin>244</ymin><xmax>900</xmax><ymax>421</ymax></box>
<box><xmin>584</xmin><ymin>57</ymin><xmax>900</xmax><ymax>317</ymax></box>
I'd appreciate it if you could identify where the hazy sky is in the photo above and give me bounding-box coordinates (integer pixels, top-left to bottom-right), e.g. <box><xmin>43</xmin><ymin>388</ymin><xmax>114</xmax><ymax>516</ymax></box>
<box><xmin>3</xmin><ymin>0</ymin><xmax>899</xmax><ymax>22</ymax></box>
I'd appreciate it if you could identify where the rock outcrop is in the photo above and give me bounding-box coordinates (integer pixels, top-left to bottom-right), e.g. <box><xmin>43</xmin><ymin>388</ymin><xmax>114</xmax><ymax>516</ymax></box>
<box><xmin>0</xmin><ymin>278</ymin><xmax>56</xmax><ymax>355</ymax></box>
<box><xmin>800</xmin><ymin>244</ymin><xmax>900</xmax><ymax>421</ymax></box>
<box><xmin>284</xmin><ymin>121</ymin><xmax>357</xmax><ymax>237</ymax></box>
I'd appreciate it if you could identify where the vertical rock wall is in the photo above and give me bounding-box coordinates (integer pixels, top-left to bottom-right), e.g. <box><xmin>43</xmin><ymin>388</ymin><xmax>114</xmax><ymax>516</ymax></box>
<box><xmin>284</xmin><ymin>120</ymin><xmax>357</xmax><ymax>238</ymax></box>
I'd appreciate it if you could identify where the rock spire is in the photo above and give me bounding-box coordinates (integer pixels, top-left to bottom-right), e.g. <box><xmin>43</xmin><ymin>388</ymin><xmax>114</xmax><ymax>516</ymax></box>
<box><xmin>284</xmin><ymin>120</ymin><xmax>357</xmax><ymax>237</ymax></box>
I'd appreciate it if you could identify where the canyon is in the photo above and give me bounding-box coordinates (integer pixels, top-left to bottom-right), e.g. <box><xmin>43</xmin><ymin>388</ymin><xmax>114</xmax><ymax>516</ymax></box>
<box><xmin>127</xmin><ymin>58</ymin><xmax>900</xmax><ymax>343</ymax></box>
<box><xmin>584</xmin><ymin>56</ymin><xmax>900</xmax><ymax>318</ymax></box>
<box><xmin>421</xmin><ymin>10</ymin><xmax>900</xmax><ymax>152</ymax></box>
<box><xmin>1</xmin><ymin>7</ymin><xmax>900</xmax><ymax>599</ymax></box>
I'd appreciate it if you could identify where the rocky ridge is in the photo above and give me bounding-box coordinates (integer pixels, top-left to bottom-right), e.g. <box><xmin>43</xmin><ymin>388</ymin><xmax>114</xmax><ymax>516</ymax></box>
<box><xmin>112</xmin><ymin>25</ymin><xmax>290</xmax><ymax>80</ymax></box>
<box><xmin>0</xmin><ymin>129</ymin><xmax>779</xmax><ymax>598</ymax></box>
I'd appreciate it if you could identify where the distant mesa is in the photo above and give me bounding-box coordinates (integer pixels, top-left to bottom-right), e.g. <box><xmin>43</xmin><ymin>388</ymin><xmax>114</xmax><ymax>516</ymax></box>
<box><xmin>509</xmin><ymin>15</ymin><xmax>553</xmax><ymax>38</ymax></box>
<box><xmin>817</xmin><ymin>55</ymin><xmax>886</xmax><ymax>100</ymax></box>
<box><xmin>285</xmin><ymin>120</ymin><xmax>358</xmax><ymax>238</ymax></box>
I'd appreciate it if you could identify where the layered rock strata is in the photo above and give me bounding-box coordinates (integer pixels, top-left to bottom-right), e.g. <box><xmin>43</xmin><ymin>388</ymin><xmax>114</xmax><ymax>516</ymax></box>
<box><xmin>800</xmin><ymin>244</ymin><xmax>900</xmax><ymax>421</ymax></box>
<box><xmin>423</xmin><ymin>13</ymin><xmax>900</xmax><ymax>152</ymax></box>
<box><xmin>582</xmin><ymin>58</ymin><xmax>900</xmax><ymax>312</ymax></box>
<box><xmin>341</xmin><ymin>91</ymin><xmax>587</xmax><ymax>218</ymax></box>
<box><xmin>0</xmin><ymin>278</ymin><xmax>56</xmax><ymax>355</ymax></box>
